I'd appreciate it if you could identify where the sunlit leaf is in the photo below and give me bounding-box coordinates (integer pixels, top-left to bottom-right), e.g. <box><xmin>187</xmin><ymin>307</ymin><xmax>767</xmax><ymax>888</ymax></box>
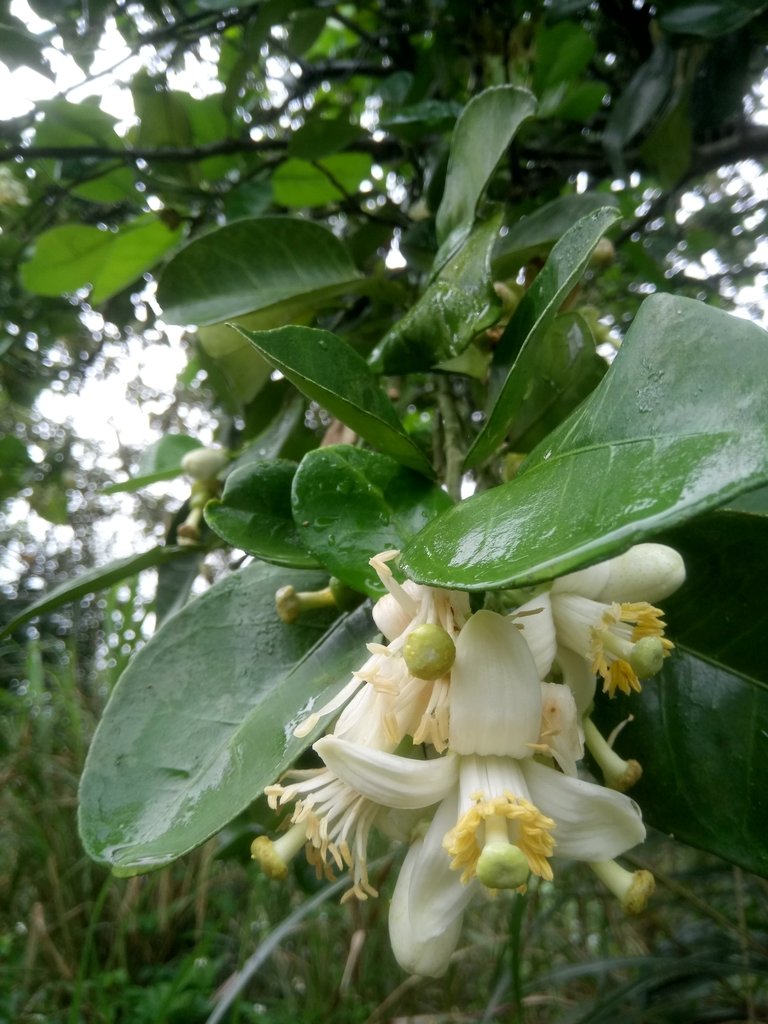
<box><xmin>21</xmin><ymin>215</ymin><xmax>183</xmax><ymax>304</ymax></box>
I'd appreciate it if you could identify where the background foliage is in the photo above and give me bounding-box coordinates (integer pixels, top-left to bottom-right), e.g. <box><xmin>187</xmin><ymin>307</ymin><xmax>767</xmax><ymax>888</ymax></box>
<box><xmin>2</xmin><ymin>0</ymin><xmax>768</xmax><ymax>1020</ymax></box>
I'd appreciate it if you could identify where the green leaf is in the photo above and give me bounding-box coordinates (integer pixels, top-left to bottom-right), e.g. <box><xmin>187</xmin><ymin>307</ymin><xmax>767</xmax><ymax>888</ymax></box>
<box><xmin>197</xmin><ymin>318</ymin><xmax>274</xmax><ymax>406</ymax></box>
<box><xmin>380</xmin><ymin>99</ymin><xmax>462</xmax><ymax>140</ymax></box>
<box><xmin>0</xmin><ymin>21</ymin><xmax>50</xmax><ymax>76</ymax></box>
<box><xmin>0</xmin><ymin>546</ymin><xmax>195</xmax><ymax>640</ymax></box>
<box><xmin>236</xmin><ymin>325</ymin><xmax>434</xmax><ymax>476</ymax></box>
<box><xmin>435</xmin><ymin>86</ymin><xmax>537</xmax><ymax>268</ymax></box>
<box><xmin>205</xmin><ymin>459</ymin><xmax>320</xmax><ymax>568</ymax></box>
<box><xmin>34</xmin><ymin>97</ymin><xmax>118</xmax><ymax>148</ymax></box>
<box><xmin>493</xmin><ymin>193</ymin><xmax>619</xmax><ymax>276</ymax></box>
<box><xmin>271</xmin><ymin>153</ymin><xmax>372</xmax><ymax>208</ymax></box>
<box><xmin>659</xmin><ymin>0</ymin><xmax>767</xmax><ymax>37</ymax></box>
<box><xmin>21</xmin><ymin>215</ymin><xmax>183</xmax><ymax>304</ymax></box>
<box><xmin>0</xmin><ymin>435</ymin><xmax>32</xmax><ymax>502</ymax></box>
<box><xmin>401</xmin><ymin>293</ymin><xmax>768</xmax><ymax>590</ymax></box>
<box><xmin>369</xmin><ymin>211</ymin><xmax>503</xmax><ymax>373</ymax></box>
<box><xmin>78</xmin><ymin>563</ymin><xmax>374</xmax><ymax>873</ymax></box>
<box><xmin>103</xmin><ymin>435</ymin><xmax>203</xmax><ymax>495</ymax></box>
<box><xmin>288</xmin><ymin>115</ymin><xmax>359</xmax><ymax>159</ymax></box>
<box><xmin>603</xmin><ymin>42</ymin><xmax>675</xmax><ymax>166</ymax></box>
<box><xmin>156</xmin><ymin>217</ymin><xmax>362</xmax><ymax>327</ymax></box>
<box><xmin>503</xmin><ymin>312</ymin><xmax>607</xmax><ymax>453</ymax></box>
<box><xmin>466</xmin><ymin>206</ymin><xmax>620</xmax><ymax>468</ymax></box>
<box><xmin>594</xmin><ymin>510</ymin><xmax>768</xmax><ymax>876</ymax></box>
<box><xmin>292</xmin><ymin>446</ymin><xmax>453</xmax><ymax>596</ymax></box>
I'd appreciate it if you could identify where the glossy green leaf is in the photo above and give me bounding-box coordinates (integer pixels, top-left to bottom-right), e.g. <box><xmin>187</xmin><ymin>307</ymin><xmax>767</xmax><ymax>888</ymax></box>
<box><xmin>236</xmin><ymin>325</ymin><xmax>434</xmax><ymax>476</ymax></box>
<box><xmin>493</xmin><ymin>192</ymin><xmax>619</xmax><ymax>275</ymax></box>
<box><xmin>157</xmin><ymin>217</ymin><xmax>362</xmax><ymax>327</ymax></box>
<box><xmin>503</xmin><ymin>312</ymin><xmax>606</xmax><ymax>453</ymax></box>
<box><xmin>205</xmin><ymin>459</ymin><xmax>320</xmax><ymax>568</ymax></box>
<box><xmin>466</xmin><ymin>206</ymin><xmax>620</xmax><ymax>468</ymax></box>
<box><xmin>292</xmin><ymin>446</ymin><xmax>453</xmax><ymax>596</ymax></box>
<box><xmin>78</xmin><ymin>563</ymin><xmax>374</xmax><ymax>873</ymax></box>
<box><xmin>272</xmin><ymin>153</ymin><xmax>372</xmax><ymax>208</ymax></box>
<box><xmin>21</xmin><ymin>215</ymin><xmax>183</xmax><ymax>304</ymax></box>
<box><xmin>0</xmin><ymin>546</ymin><xmax>195</xmax><ymax>640</ymax></box>
<box><xmin>103</xmin><ymin>434</ymin><xmax>203</xmax><ymax>494</ymax></box>
<box><xmin>369</xmin><ymin>212</ymin><xmax>503</xmax><ymax>373</ymax></box>
<box><xmin>401</xmin><ymin>293</ymin><xmax>768</xmax><ymax>590</ymax></box>
<box><xmin>594</xmin><ymin>510</ymin><xmax>768</xmax><ymax>876</ymax></box>
<box><xmin>435</xmin><ymin>86</ymin><xmax>537</xmax><ymax>268</ymax></box>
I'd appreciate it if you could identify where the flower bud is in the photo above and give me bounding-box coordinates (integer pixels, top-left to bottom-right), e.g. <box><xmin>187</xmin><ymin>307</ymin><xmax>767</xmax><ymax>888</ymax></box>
<box><xmin>181</xmin><ymin>446</ymin><xmax>229</xmax><ymax>482</ymax></box>
<box><xmin>403</xmin><ymin>624</ymin><xmax>456</xmax><ymax>680</ymax></box>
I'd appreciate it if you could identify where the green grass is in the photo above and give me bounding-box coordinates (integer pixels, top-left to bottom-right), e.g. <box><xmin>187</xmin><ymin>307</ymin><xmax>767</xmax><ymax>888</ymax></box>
<box><xmin>2</xmin><ymin>635</ymin><xmax>767</xmax><ymax>1024</ymax></box>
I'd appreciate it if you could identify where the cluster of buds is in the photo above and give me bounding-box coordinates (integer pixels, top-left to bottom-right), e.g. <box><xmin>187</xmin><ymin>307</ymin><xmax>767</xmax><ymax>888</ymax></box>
<box><xmin>254</xmin><ymin>543</ymin><xmax>685</xmax><ymax>976</ymax></box>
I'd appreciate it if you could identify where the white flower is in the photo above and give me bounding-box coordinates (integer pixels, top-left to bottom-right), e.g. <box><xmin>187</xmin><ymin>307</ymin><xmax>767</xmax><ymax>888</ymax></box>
<box><xmin>294</xmin><ymin>550</ymin><xmax>469</xmax><ymax>750</ymax></box>
<box><xmin>316</xmin><ymin>611</ymin><xmax>645</xmax><ymax>975</ymax></box>
<box><xmin>515</xmin><ymin>543</ymin><xmax>685</xmax><ymax>698</ymax></box>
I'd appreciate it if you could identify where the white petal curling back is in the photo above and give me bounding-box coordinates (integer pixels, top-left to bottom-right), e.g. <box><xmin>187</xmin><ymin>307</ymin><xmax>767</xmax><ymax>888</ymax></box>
<box><xmin>388</xmin><ymin>792</ymin><xmax>476</xmax><ymax>977</ymax></box>
<box><xmin>522</xmin><ymin>758</ymin><xmax>645</xmax><ymax>860</ymax></box>
<box><xmin>449</xmin><ymin>610</ymin><xmax>543</xmax><ymax>758</ymax></box>
<box><xmin>314</xmin><ymin>735</ymin><xmax>459</xmax><ymax>809</ymax></box>
<box><xmin>551</xmin><ymin>543</ymin><xmax>685</xmax><ymax>604</ymax></box>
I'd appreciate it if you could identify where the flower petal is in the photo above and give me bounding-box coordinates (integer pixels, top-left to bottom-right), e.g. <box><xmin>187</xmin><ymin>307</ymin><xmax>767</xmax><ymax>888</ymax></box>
<box><xmin>552</xmin><ymin>544</ymin><xmax>685</xmax><ymax>604</ymax></box>
<box><xmin>555</xmin><ymin>645</ymin><xmax>596</xmax><ymax>715</ymax></box>
<box><xmin>389</xmin><ymin>792</ymin><xmax>476</xmax><ymax>977</ymax></box>
<box><xmin>449</xmin><ymin>610</ymin><xmax>542</xmax><ymax>758</ymax></box>
<box><xmin>522</xmin><ymin>759</ymin><xmax>645</xmax><ymax>861</ymax></box>
<box><xmin>314</xmin><ymin>736</ymin><xmax>458</xmax><ymax>809</ymax></box>
<box><xmin>514</xmin><ymin>593</ymin><xmax>556</xmax><ymax>678</ymax></box>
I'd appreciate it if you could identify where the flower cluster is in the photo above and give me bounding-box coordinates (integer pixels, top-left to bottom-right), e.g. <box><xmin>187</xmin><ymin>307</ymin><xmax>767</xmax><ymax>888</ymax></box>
<box><xmin>254</xmin><ymin>544</ymin><xmax>685</xmax><ymax>977</ymax></box>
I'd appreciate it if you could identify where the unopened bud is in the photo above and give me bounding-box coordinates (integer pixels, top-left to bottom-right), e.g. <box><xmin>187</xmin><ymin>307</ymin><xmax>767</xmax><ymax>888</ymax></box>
<box><xmin>181</xmin><ymin>446</ymin><xmax>229</xmax><ymax>482</ymax></box>
<box><xmin>403</xmin><ymin>624</ymin><xmax>456</xmax><ymax>680</ymax></box>
<box><xmin>590</xmin><ymin>237</ymin><xmax>615</xmax><ymax>267</ymax></box>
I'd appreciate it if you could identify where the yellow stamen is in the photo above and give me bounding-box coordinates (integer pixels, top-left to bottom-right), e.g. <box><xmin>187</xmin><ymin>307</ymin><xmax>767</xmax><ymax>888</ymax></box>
<box><xmin>443</xmin><ymin>792</ymin><xmax>556</xmax><ymax>884</ymax></box>
<box><xmin>591</xmin><ymin>601</ymin><xmax>673</xmax><ymax>697</ymax></box>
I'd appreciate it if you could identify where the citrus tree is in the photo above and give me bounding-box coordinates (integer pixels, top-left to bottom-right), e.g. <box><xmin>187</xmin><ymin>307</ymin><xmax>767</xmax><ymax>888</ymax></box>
<box><xmin>2</xmin><ymin>0</ymin><xmax>767</xmax><ymax>988</ymax></box>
